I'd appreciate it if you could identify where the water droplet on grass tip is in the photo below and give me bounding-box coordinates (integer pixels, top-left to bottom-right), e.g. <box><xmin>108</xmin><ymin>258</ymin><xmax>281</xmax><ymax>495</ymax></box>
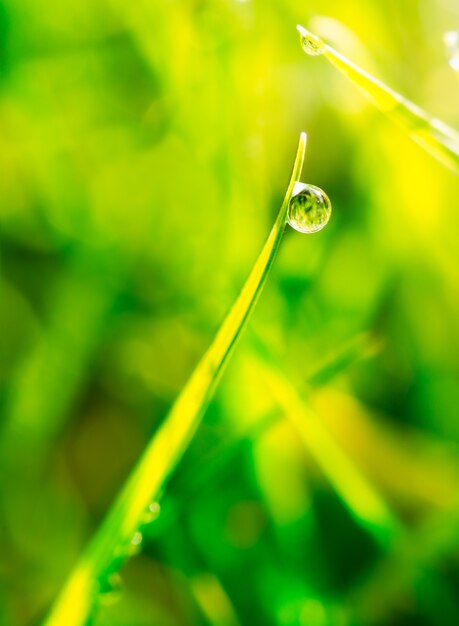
<box><xmin>297</xmin><ymin>25</ymin><xmax>326</xmax><ymax>56</ymax></box>
<box><xmin>287</xmin><ymin>183</ymin><xmax>331</xmax><ymax>234</ymax></box>
<box><xmin>444</xmin><ymin>30</ymin><xmax>459</xmax><ymax>71</ymax></box>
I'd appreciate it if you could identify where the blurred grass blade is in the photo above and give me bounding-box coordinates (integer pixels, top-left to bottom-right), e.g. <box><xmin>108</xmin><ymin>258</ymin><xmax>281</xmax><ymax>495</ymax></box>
<box><xmin>1</xmin><ymin>249</ymin><xmax>121</xmax><ymax>468</ymax></box>
<box><xmin>258</xmin><ymin>358</ymin><xmax>400</xmax><ymax>545</ymax></box>
<box><xmin>297</xmin><ymin>24</ymin><xmax>459</xmax><ymax>172</ymax></box>
<box><xmin>191</xmin><ymin>573</ymin><xmax>241</xmax><ymax>626</ymax></box>
<box><xmin>43</xmin><ymin>133</ymin><xmax>307</xmax><ymax>626</ymax></box>
<box><xmin>147</xmin><ymin>332</ymin><xmax>384</xmax><ymax>533</ymax></box>
<box><xmin>353</xmin><ymin>503</ymin><xmax>459</xmax><ymax>623</ymax></box>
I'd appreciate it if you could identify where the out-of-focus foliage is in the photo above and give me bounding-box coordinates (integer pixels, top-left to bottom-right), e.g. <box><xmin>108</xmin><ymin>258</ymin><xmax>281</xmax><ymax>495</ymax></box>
<box><xmin>1</xmin><ymin>1</ymin><xmax>459</xmax><ymax>625</ymax></box>
<box><xmin>42</xmin><ymin>135</ymin><xmax>307</xmax><ymax>626</ymax></box>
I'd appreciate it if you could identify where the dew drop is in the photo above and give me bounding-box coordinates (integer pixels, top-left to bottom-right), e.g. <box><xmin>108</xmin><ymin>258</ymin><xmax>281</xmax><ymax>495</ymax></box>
<box><xmin>98</xmin><ymin>573</ymin><xmax>123</xmax><ymax>606</ymax></box>
<box><xmin>287</xmin><ymin>182</ymin><xmax>331</xmax><ymax>234</ymax></box>
<box><xmin>112</xmin><ymin>530</ymin><xmax>145</xmax><ymax>561</ymax></box>
<box><xmin>115</xmin><ymin>530</ymin><xmax>144</xmax><ymax>557</ymax></box>
<box><xmin>125</xmin><ymin>531</ymin><xmax>143</xmax><ymax>556</ymax></box>
<box><xmin>297</xmin><ymin>25</ymin><xmax>326</xmax><ymax>56</ymax></box>
<box><xmin>141</xmin><ymin>501</ymin><xmax>161</xmax><ymax>525</ymax></box>
<box><xmin>444</xmin><ymin>30</ymin><xmax>459</xmax><ymax>71</ymax></box>
<box><xmin>131</xmin><ymin>531</ymin><xmax>143</xmax><ymax>546</ymax></box>
<box><xmin>149</xmin><ymin>501</ymin><xmax>161</xmax><ymax>516</ymax></box>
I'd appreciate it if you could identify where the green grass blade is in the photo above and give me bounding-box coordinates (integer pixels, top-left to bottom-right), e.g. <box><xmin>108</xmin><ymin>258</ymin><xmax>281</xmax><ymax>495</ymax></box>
<box><xmin>42</xmin><ymin>133</ymin><xmax>307</xmax><ymax>626</ymax></box>
<box><xmin>257</xmin><ymin>358</ymin><xmax>400</xmax><ymax>545</ymax></box>
<box><xmin>297</xmin><ymin>25</ymin><xmax>459</xmax><ymax>173</ymax></box>
<box><xmin>147</xmin><ymin>332</ymin><xmax>383</xmax><ymax>532</ymax></box>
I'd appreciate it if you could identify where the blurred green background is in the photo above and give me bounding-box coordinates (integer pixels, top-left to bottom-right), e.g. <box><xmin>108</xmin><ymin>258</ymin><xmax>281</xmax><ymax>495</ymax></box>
<box><xmin>2</xmin><ymin>0</ymin><xmax>459</xmax><ymax>625</ymax></box>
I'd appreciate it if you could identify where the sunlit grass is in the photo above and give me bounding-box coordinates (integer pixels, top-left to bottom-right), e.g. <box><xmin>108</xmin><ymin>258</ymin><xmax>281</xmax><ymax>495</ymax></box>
<box><xmin>3</xmin><ymin>4</ymin><xmax>459</xmax><ymax>626</ymax></box>
<box><xmin>297</xmin><ymin>24</ymin><xmax>459</xmax><ymax>173</ymax></box>
<box><xmin>43</xmin><ymin>134</ymin><xmax>308</xmax><ymax>626</ymax></box>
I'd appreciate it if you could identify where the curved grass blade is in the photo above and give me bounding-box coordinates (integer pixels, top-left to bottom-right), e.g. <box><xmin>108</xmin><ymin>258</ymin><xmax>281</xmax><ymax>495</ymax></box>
<box><xmin>297</xmin><ymin>24</ymin><xmax>459</xmax><ymax>173</ymax></box>
<box><xmin>42</xmin><ymin>133</ymin><xmax>307</xmax><ymax>626</ymax></box>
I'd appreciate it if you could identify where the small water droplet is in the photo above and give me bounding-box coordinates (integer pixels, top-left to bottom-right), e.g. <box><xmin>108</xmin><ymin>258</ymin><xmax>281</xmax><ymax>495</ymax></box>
<box><xmin>112</xmin><ymin>529</ymin><xmax>145</xmax><ymax>561</ymax></box>
<box><xmin>287</xmin><ymin>182</ymin><xmax>331</xmax><ymax>234</ymax></box>
<box><xmin>297</xmin><ymin>25</ymin><xmax>326</xmax><ymax>56</ymax></box>
<box><xmin>141</xmin><ymin>501</ymin><xmax>161</xmax><ymax>525</ymax></box>
<box><xmin>131</xmin><ymin>531</ymin><xmax>143</xmax><ymax>546</ymax></box>
<box><xmin>444</xmin><ymin>30</ymin><xmax>459</xmax><ymax>71</ymax></box>
<box><xmin>123</xmin><ymin>530</ymin><xmax>143</xmax><ymax>556</ymax></box>
<box><xmin>149</xmin><ymin>501</ymin><xmax>161</xmax><ymax>516</ymax></box>
<box><xmin>98</xmin><ymin>573</ymin><xmax>123</xmax><ymax>606</ymax></box>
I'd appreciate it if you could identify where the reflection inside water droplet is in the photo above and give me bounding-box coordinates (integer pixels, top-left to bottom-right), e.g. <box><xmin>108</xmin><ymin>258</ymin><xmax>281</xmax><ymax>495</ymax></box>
<box><xmin>287</xmin><ymin>182</ymin><xmax>331</xmax><ymax>234</ymax></box>
<box><xmin>297</xmin><ymin>25</ymin><xmax>326</xmax><ymax>56</ymax></box>
<box><xmin>444</xmin><ymin>30</ymin><xmax>459</xmax><ymax>71</ymax></box>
